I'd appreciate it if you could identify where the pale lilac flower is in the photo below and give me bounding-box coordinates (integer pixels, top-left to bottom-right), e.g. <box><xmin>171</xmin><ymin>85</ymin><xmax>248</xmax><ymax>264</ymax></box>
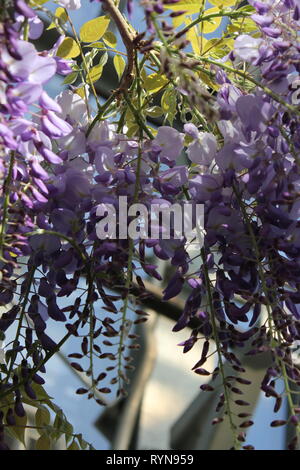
<box><xmin>187</xmin><ymin>132</ymin><xmax>217</xmax><ymax>166</ymax></box>
<box><xmin>95</xmin><ymin>147</ymin><xmax>116</xmax><ymax>174</ymax></box>
<box><xmin>152</xmin><ymin>126</ymin><xmax>184</xmax><ymax>163</ymax></box>
<box><xmin>234</xmin><ymin>34</ymin><xmax>262</xmax><ymax>62</ymax></box>
<box><xmin>57</xmin><ymin>0</ymin><xmax>81</xmax><ymax>9</ymax></box>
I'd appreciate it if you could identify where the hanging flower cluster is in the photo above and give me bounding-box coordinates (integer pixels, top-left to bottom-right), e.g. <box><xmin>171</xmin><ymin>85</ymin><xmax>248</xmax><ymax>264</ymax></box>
<box><xmin>0</xmin><ymin>0</ymin><xmax>300</xmax><ymax>450</ymax></box>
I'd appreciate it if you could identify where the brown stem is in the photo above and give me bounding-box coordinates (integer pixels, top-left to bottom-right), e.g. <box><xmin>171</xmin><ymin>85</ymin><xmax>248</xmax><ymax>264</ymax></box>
<box><xmin>102</xmin><ymin>0</ymin><xmax>136</xmax><ymax>92</ymax></box>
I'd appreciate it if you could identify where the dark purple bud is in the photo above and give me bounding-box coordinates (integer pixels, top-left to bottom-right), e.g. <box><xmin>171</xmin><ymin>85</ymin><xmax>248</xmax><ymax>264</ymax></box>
<box><xmin>14</xmin><ymin>400</ymin><xmax>26</xmax><ymax>418</ymax></box>
<box><xmin>239</xmin><ymin>420</ymin><xmax>254</xmax><ymax>428</ymax></box>
<box><xmin>194</xmin><ymin>368</ymin><xmax>210</xmax><ymax>376</ymax></box>
<box><xmin>6</xmin><ymin>409</ymin><xmax>16</xmax><ymax>426</ymax></box>
<box><xmin>235</xmin><ymin>400</ymin><xmax>250</xmax><ymax>406</ymax></box>
<box><xmin>76</xmin><ymin>388</ymin><xmax>88</xmax><ymax>395</ymax></box>
<box><xmin>70</xmin><ymin>362</ymin><xmax>84</xmax><ymax>372</ymax></box>
<box><xmin>32</xmin><ymin>374</ymin><xmax>45</xmax><ymax>385</ymax></box>
<box><xmin>200</xmin><ymin>384</ymin><xmax>214</xmax><ymax>392</ymax></box>
<box><xmin>24</xmin><ymin>383</ymin><xmax>36</xmax><ymax>400</ymax></box>
<box><xmin>0</xmin><ymin>305</ymin><xmax>20</xmax><ymax>332</ymax></box>
<box><xmin>37</xmin><ymin>332</ymin><xmax>57</xmax><ymax>351</ymax></box>
<box><xmin>270</xmin><ymin>420</ymin><xmax>287</xmax><ymax>427</ymax></box>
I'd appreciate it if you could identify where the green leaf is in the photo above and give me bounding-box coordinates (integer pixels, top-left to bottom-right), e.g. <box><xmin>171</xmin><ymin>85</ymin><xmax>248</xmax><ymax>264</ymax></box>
<box><xmin>103</xmin><ymin>31</ymin><xmax>117</xmax><ymax>48</ymax></box>
<box><xmin>64</xmin><ymin>421</ymin><xmax>74</xmax><ymax>445</ymax></box>
<box><xmin>144</xmin><ymin>73</ymin><xmax>169</xmax><ymax>94</ymax></box>
<box><xmin>165</xmin><ymin>1</ymin><xmax>202</xmax><ymax>14</ymax></box>
<box><xmin>68</xmin><ymin>440</ymin><xmax>80</xmax><ymax>450</ymax></box>
<box><xmin>88</xmin><ymin>64</ymin><xmax>103</xmax><ymax>83</ymax></box>
<box><xmin>127</xmin><ymin>124</ymin><xmax>139</xmax><ymax>138</ymax></box>
<box><xmin>47</xmin><ymin>7</ymin><xmax>68</xmax><ymax>30</ymax></box>
<box><xmin>30</xmin><ymin>382</ymin><xmax>53</xmax><ymax>402</ymax></box>
<box><xmin>63</xmin><ymin>71</ymin><xmax>78</xmax><ymax>85</ymax></box>
<box><xmin>186</xmin><ymin>18</ymin><xmax>201</xmax><ymax>55</ymax></box>
<box><xmin>6</xmin><ymin>413</ymin><xmax>27</xmax><ymax>446</ymax></box>
<box><xmin>77</xmin><ymin>433</ymin><xmax>88</xmax><ymax>450</ymax></box>
<box><xmin>113</xmin><ymin>55</ymin><xmax>126</xmax><ymax>80</ymax></box>
<box><xmin>29</xmin><ymin>0</ymin><xmax>48</xmax><ymax>5</ymax></box>
<box><xmin>36</xmin><ymin>434</ymin><xmax>51</xmax><ymax>450</ymax></box>
<box><xmin>80</xmin><ymin>16</ymin><xmax>110</xmax><ymax>43</ymax></box>
<box><xmin>57</xmin><ymin>37</ymin><xmax>80</xmax><ymax>59</ymax></box>
<box><xmin>201</xmin><ymin>8</ymin><xmax>222</xmax><ymax>34</ymax></box>
<box><xmin>99</xmin><ymin>52</ymin><xmax>108</xmax><ymax>67</ymax></box>
<box><xmin>75</xmin><ymin>87</ymin><xmax>86</xmax><ymax>99</ymax></box>
<box><xmin>35</xmin><ymin>407</ymin><xmax>51</xmax><ymax>432</ymax></box>
<box><xmin>85</xmin><ymin>42</ymin><xmax>105</xmax><ymax>49</ymax></box>
<box><xmin>146</xmin><ymin>106</ymin><xmax>164</xmax><ymax>118</ymax></box>
<box><xmin>161</xmin><ymin>88</ymin><xmax>177</xmax><ymax>125</ymax></box>
<box><xmin>210</xmin><ymin>0</ymin><xmax>238</xmax><ymax>6</ymax></box>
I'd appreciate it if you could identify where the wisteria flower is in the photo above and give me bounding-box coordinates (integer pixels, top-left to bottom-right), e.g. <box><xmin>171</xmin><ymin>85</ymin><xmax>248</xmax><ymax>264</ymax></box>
<box><xmin>187</xmin><ymin>132</ymin><xmax>217</xmax><ymax>166</ymax></box>
<box><xmin>152</xmin><ymin>126</ymin><xmax>184</xmax><ymax>163</ymax></box>
<box><xmin>234</xmin><ymin>34</ymin><xmax>263</xmax><ymax>62</ymax></box>
<box><xmin>57</xmin><ymin>0</ymin><xmax>81</xmax><ymax>10</ymax></box>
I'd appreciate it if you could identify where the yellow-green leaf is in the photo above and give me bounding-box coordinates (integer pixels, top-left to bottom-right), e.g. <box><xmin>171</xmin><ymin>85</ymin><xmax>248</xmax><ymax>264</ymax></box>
<box><xmin>68</xmin><ymin>440</ymin><xmax>80</xmax><ymax>450</ymax></box>
<box><xmin>6</xmin><ymin>413</ymin><xmax>27</xmax><ymax>446</ymax></box>
<box><xmin>144</xmin><ymin>73</ymin><xmax>169</xmax><ymax>94</ymax></box>
<box><xmin>75</xmin><ymin>87</ymin><xmax>86</xmax><ymax>99</ymax></box>
<box><xmin>210</xmin><ymin>0</ymin><xmax>238</xmax><ymax>7</ymax></box>
<box><xmin>47</xmin><ymin>7</ymin><xmax>68</xmax><ymax>30</ymax></box>
<box><xmin>80</xmin><ymin>16</ymin><xmax>110</xmax><ymax>43</ymax></box>
<box><xmin>127</xmin><ymin>124</ymin><xmax>139</xmax><ymax>138</ymax></box>
<box><xmin>186</xmin><ymin>19</ymin><xmax>201</xmax><ymax>55</ymax></box>
<box><xmin>103</xmin><ymin>31</ymin><xmax>117</xmax><ymax>48</ymax></box>
<box><xmin>57</xmin><ymin>37</ymin><xmax>80</xmax><ymax>59</ymax></box>
<box><xmin>29</xmin><ymin>0</ymin><xmax>48</xmax><ymax>5</ymax></box>
<box><xmin>88</xmin><ymin>64</ymin><xmax>103</xmax><ymax>83</ymax></box>
<box><xmin>165</xmin><ymin>2</ymin><xmax>202</xmax><ymax>14</ymax></box>
<box><xmin>113</xmin><ymin>55</ymin><xmax>126</xmax><ymax>80</ymax></box>
<box><xmin>86</xmin><ymin>42</ymin><xmax>105</xmax><ymax>49</ymax></box>
<box><xmin>161</xmin><ymin>89</ymin><xmax>177</xmax><ymax>114</ymax></box>
<box><xmin>201</xmin><ymin>8</ymin><xmax>222</xmax><ymax>33</ymax></box>
<box><xmin>36</xmin><ymin>434</ymin><xmax>51</xmax><ymax>450</ymax></box>
<box><xmin>146</xmin><ymin>106</ymin><xmax>164</xmax><ymax>118</ymax></box>
<box><xmin>35</xmin><ymin>407</ymin><xmax>51</xmax><ymax>432</ymax></box>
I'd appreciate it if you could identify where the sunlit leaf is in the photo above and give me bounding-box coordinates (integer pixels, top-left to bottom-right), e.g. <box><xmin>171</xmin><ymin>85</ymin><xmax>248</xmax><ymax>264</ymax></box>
<box><xmin>103</xmin><ymin>31</ymin><xmax>117</xmax><ymax>48</ymax></box>
<box><xmin>186</xmin><ymin>19</ymin><xmax>201</xmax><ymax>55</ymax></box>
<box><xmin>29</xmin><ymin>0</ymin><xmax>48</xmax><ymax>5</ymax></box>
<box><xmin>63</xmin><ymin>71</ymin><xmax>78</xmax><ymax>85</ymax></box>
<box><xmin>210</xmin><ymin>0</ymin><xmax>238</xmax><ymax>7</ymax></box>
<box><xmin>47</xmin><ymin>7</ymin><xmax>68</xmax><ymax>30</ymax></box>
<box><xmin>201</xmin><ymin>8</ymin><xmax>222</xmax><ymax>33</ymax></box>
<box><xmin>127</xmin><ymin>124</ymin><xmax>139</xmax><ymax>137</ymax></box>
<box><xmin>144</xmin><ymin>73</ymin><xmax>169</xmax><ymax>94</ymax></box>
<box><xmin>75</xmin><ymin>87</ymin><xmax>86</xmax><ymax>99</ymax></box>
<box><xmin>161</xmin><ymin>89</ymin><xmax>176</xmax><ymax>113</ymax></box>
<box><xmin>165</xmin><ymin>1</ymin><xmax>202</xmax><ymax>14</ymax></box>
<box><xmin>88</xmin><ymin>64</ymin><xmax>103</xmax><ymax>83</ymax></box>
<box><xmin>146</xmin><ymin>106</ymin><xmax>164</xmax><ymax>118</ymax></box>
<box><xmin>113</xmin><ymin>55</ymin><xmax>126</xmax><ymax>80</ymax></box>
<box><xmin>99</xmin><ymin>52</ymin><xmax>108</xmax><ymax>67</ymax></box>
<box><xmin>161</xmin><ymin>88</ymin><xmax>177</xmax><ymax>125</ymax></box>
<box><xmin>57</xmin><ymin>37</ymin><xmax>80</xmax><ymax>59</ymax></box>
<box><xmin>80</xmin><ymin>16</ymin><xmax>110</xmax><ymax>43</ymax></box>
<box><xmin>85</xmin><ymin>42</ymin><xmax>105</xmax><ymax>49</ymax></box>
